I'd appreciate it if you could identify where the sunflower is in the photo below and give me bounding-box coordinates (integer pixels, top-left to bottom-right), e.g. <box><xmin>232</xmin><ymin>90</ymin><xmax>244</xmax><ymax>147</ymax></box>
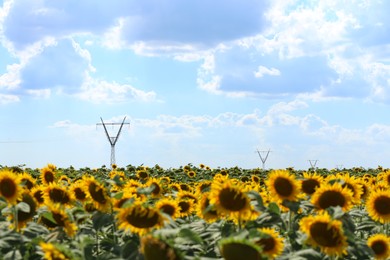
<box><xmin>140</xmin><ymin>235</ymin><xmax>181</xmax><ymax>260</ymax></box>
<box><xmin>311</xmin><ymin>182</ymin><xmax>354</xmax><ymax>212</ymax></box>
<box><xmin>251</xmin><ymin>175</ymin><xmax>261</xmax><ymax>184</ymax></box>
<box><xmin>70</xmin><ymin>182</ymin><xmax>87</xmax><ymax>203</ymax></box>
<box><xmin>382</xmin><ymin>170</ymin><xmax>390</xmax><ymax>187</ymax></box>
<box><xmin>0</xmin><ymin>169</ymin><xmax>22</xmax><ymax>205</ymax></box>
<box><xmin>19</xmin><ymin>172</ymin><xmax>36</xmax><ymax>190</ymax></box>
<box><xmin>39</xmin><ymin>203</ymin><xmax>77</xmax><ymax>237</ymax></box>
<box><xmin>300</xmin><ymin>212</ymin><xmax>348</xmax><ymax>257</ymax></box>
<box><xmin>83</xmin><ymin>176</ymin><xmax>111</xmax><ymax>212</ymax></box>
<box><xmin>196</xmin><ymin>180</ymin><xmax>211</xmax><ymax>194</ymax></box>
<box><xmin>366</xmin><ymin>189</ymin><xmax>390</xmax><ymax>224</ymax></box>
<box><xmin>117</xmin><ymin>203</ymin><xmax>165</xmax><ymax>236</ymax></box>
<box><xmin>300</xmin><ymin>172</ymin><xmax>323</xmax><ymax>196</ymax></box>
<box><xmin>266</xmin><ymin>170</ymin><xmax>300</xmax><ymax>202</ymax></box>
<box><xmin>196</xmin><ymin>192</ymin><xmax>219</xmax><ymax>223</ymax></box>
<box><xmin>367</xmin><ymin>234</ymin><xmax>390</xmax><ymax>260</ymax></box>
<box><xmin>31</xmin><ymin>186</ymin><xmax>45</xmax><ymax>206</ymax></box>
<box><xmin>254</xmin><ymin>227</ymin><xmax>284</xmax><ymax>259</ymax></box>
<box><xmin>219</xmin><ymin>238</ymin><xmax>261</xmax><ymax>260</ymax></box>
<box><xmin>155</xmin><ymin>198</ymin><xmax>180</xmax><ymax>219</ymax></box>
<box><xmin>9</xmin><ymin>191</ymin><xmax>37</xmax><ymax>230</ymax></box>
<box><xmin>209</xmin><ymin>177</ymin><xmax>252</xmax><ymax>221</ymax></box>
<box><xmin>58</xmin><ymin>175</ymin><xmax>70</xmax><ymax>185</ymax></box>
<box><xmin>43</xmin><ymin>183</ymin><xmax>73</xmax><ymax>206</ymax></box>
<box><xmin>39</xmin><ymin>242</ymin><xmax>71</xmax><ymax>260</ymax></box>
<box><xmin>40</xmin><ymin>165</ymin><xmax>57</xmax><ymax>185</ymax></box>
<box><xmin>187</xmin><ymin>171</ymin><xmax>196</xmax><ymax>178</ymax></box>
<box><xmin>176</xmin><ymin>190</ymin><xmax>198</xmax><ymax>203</ymax></box>
<box><xmin>145</xmin><ymin>178</ymin><xmax>164</xmax><ymax>198</ymax></box>
<box><xmin>136</xmin><ymin>170</ymin><xmax>149</xmax><ymax>180</ymax></box>
<box><xmin>335</xmin><ymin>173</ymin><xmax>363</xmax><ymax>204</ymax></box>
<box><xmin>177</xmin><ymin>199</ymin><xmax>194</xmax><ymax>218</ymax></box>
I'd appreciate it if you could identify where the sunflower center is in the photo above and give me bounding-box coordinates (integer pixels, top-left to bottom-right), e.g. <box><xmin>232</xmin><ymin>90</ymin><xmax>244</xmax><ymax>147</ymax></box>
<box><xmin>318</xmin><ymin>190</ymin><xmax>346</xmax><ymax>209</ymax></box>
<box><xmin>22</xmin><ymin>179</ymin><xmax>34</xmax><ymax>190</ymax></box>
<box><xmin>218</xmin><ymin>188</ymin><xmax>247</xmax><ymax>211</ymax></box>
<box><xmin>49</xmin><ymin>188</ymin><xmax>70</xmax><ymax>204</ymax></box>
<box><xmin>309</xmin><ymin>222</ymin><xmax>340</xmax><ymax>247</ymax></box>
<box><xmin>374</xmin><ymin>196</ymin><xmax>390</xmax><ymax>215</ymax></box>
<box><xmin>33</xmin><ymin>190</ymin><xmax>44</xmax><ymax>203</ymax></box>
<box><xmin>257</xmin><ymin>237</ymin><xmax>275</xmax><ymax>252</ymax></box>
<box><xmin>274</xmin><ymin>177</ymin><xmax>293</xmax><ymax>197</ymax></box>
<box><xmin>302</xmin><ymin>179</ymin><xmax>320</xmax><ymax>195</ymax></box>
<box><xmin>0</xmin><ymin>178</ymin><xmax>17</xmax><ymax>198</ymax></box>
<box><xmin>151</xmin><ymin>183</ymin><xmax>161</xmax><ymax>196</ymax></box>
<box><xmin>53</xmin><ymin>212</ymin><xmax>66</xmax><ymax>227</ymax></box>
<box><xmin>44</xmin><ymin>172</ymin><xmax>54</xmax><ymax>183</ymax></box>
<box><xmin>126</xmin><ymin>208</ymin><xmax>160</xmax><ymax>228</ymax></box>
<box><xmin>178</xmin><ymin>201</ymin><xmax>191</xmax><ymax>213</ymax></box>
<box><xmin>88</xmin><ymin>182</ymin><xmax>107</xmax><ymax>204</ymax></box>
<box><xmin>159</xmin><ymin>204</ymin><xmax>175</xmax><ymax>216</ymax></box>
<box><xmin>371</xmin><ymin>240</ymin><xmax>387</xmax><ymax>255</ymax></box>
<box><xmin>74</xmin><ymin>188</ymin><xmax>86</xmax><ymax>200</ymax></box>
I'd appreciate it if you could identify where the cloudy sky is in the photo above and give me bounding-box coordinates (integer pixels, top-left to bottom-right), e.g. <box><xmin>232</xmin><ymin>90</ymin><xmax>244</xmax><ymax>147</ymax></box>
<box><xmin>1</xmin><ymin>0</ymin><xmax>390</xmax><ymax>170</ymax></box>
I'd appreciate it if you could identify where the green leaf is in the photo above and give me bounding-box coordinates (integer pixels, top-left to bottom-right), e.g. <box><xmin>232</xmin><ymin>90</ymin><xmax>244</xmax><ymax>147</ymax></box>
<box><xmin>268</xmin><ymin>202</ymin><xmax>280</xmax><ymax>215</ymax></box>
<box><xmin>16</xmin><ymin>202</ymin><xmax>30</xmax><ymax>213</ymax></box>
<box><xmin>178</xmin><ymin>228</ymin><xmax>204</xmax><ymax>245</ymax></box>
<box><xmin>92</xmin><ymin>212</ymin><xmax>113</xmax><ymax>231</ymax></box>
<box><xmin>247</xmin><ymin>190</ymin><xmax>266</xmax><ymax>212</ymax></box>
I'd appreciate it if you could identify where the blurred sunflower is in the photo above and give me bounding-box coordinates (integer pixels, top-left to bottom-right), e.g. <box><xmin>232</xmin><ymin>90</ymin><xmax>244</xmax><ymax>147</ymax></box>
<box><xmin>179</xmin><ymin>183</ymin><xmax>192</xmax><ymax>192</ymax></box>
<box><xmin>187</xmin><ymin>170</ymin><xmax>196</xmax><ymax>178</ymax></box>
<box><xmin>177</xmin><ymin>191</ymin><xmax>198</xmax><ymax>203</ymax></box>
<box><xmin>209</xmin><ymin>177</ymin><xmax>252</xmax><ymax>221</ymax></box>
<box><xmin>366</xmin><ymin>189</ymin><xmax>390</xmax><ymax>223</ymax></box>
<box><xmin>196</xmin><ymin>192</ymin><xmax>219</xmax><ymax>223</ymax></box>
<box><xmin>196</xmin><ymin>180</ymin><xmax>211</xmax><ymax>194</ymax></box>
<box><xmin>0</xmin><ymin>169</ymin><xmax>22</xmax><ymax>205</ymax></box>
<box><xmin>219</xmin><ymin>238</ymin><xmax>261</xmax><ymax>260</ymax></box>
<box><xmin>155</xmin><ymin>198</ymin><xmax>180</xmax><ymax>219</ymax></box>
<box><xmin>117</xmin><ymin>203</ymin><xmax>165</xmax><ymax>236</ymax></box>
<box><xmin>300</xmin><ymin>212</ymin><xmax>348</xmax><ymax>257</ymax></box>
<box><xmin>58</xmin><ymin>175</ymin><xmax>70</xmax><ymax>185</ymax></box>
<box><xmin>39</xmin><ymin>242</ymin><xmax>71</xmax><ymax>260</ymax></box>
<box><xmin>43</xmin><ymin>183</ymin><xmax>73</xmax><ymax>206</ymax></box>
<box><xmin>251</xmin><ymin>175</ymin><xmax>261</xmax><ymax>184</ymax></box>
<box><xmin>40</xmin><ymin>165</ymin><xmax>56</xmax><ymax>185</ymax></box>
<box><xmin>39</xmin><ymin>203</ymin><xmax>77</xmax><ymax>237</ymax></box>
<box><xmin>254</xmin><ymin>227</ymin><xmax>284</xmax><ymax>259</ymax></box>
<box><xmin>382</xmin><ymin>170</ymin><xmax>390</xmax><ymax>187</ymax></box>
<box><xmin>300</xmin><ymin>172</ymin><xmax>323</xmax><ymax>196</ymax></box>
<box><xmin>19</xmin><ymin>172</ymin><xmax>36</xmax><ymax>190</ymax></box>
<box><xmin>83</xmin><ymin>176</ymin><xmax>111</xmax><ymax>212</ymax></box>
<box><xmin>367</xmin><ymin>234</ymin><xmax>390</xmax><ymax>260</ymax></box>
<box><xmin>177</xmin><ymin>199</ymin><xmax>194</xmax><ymax>218</ymax></box>
<box><xmin>311</xmin><ymin>183</ymin><xmax>354</xmax><ymax>212</ymax></box>
<box><xmin>335</xmin><ymin>173</ymin><xmax>363</xmax><ymax>204</ymax></box>
<box><xmin>9</xmin><ymin>191</ymin><xmax>37</xmax><ymax>230</ymax></box>
<box><xmin>31</xmin><ymin>186</ymin><xmax>45</xmax><ymax>206</ymax></box>
<box><xmin>70</xmin><ymin>182</ymin><xmax>87</xmax><ymax>203</ymax></box>
<box><xmin>136</xmin><ymin>170</ymin><xmax>149</xmax><ymax>181</ymax></box>
<box><xmin>145</xmin><ymin>178</ymin><xmax>164</xmax><ymax>198</ymax></box>
<box><xmin>140</xmin><ymin>235</ymin><xmax>182</xmax><ymax>260</ymax></box>
<box><xmin>266</xmin><ymin>170</ymin><xmax>300</xmax><ymax>202</ymax></box>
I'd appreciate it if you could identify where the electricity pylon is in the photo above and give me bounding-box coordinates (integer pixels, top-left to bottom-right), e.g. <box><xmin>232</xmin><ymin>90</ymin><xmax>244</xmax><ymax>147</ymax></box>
<box><xmin>255</xmin><ymin>149</ymin><xmax>271</xmax><ymax>170</ymax></box>
<box><xmin>97</xmin><ymin>117</ymin><xmax>130</xmax><ymax>167</ymax></box>
<box><xmin>308</xmin><ymin>160</ymin><xmax>319</xmax><ymax>170</ymax></box>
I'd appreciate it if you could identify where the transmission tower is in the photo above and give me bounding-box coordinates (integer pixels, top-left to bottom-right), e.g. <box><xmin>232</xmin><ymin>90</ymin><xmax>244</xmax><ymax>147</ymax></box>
<box><xmin>255</xmin><ymin>149</ymin><xmax>271</xmax><ymax>170</ymax></box>
<box><xmin>308</xmin><ymin>160</ymin><xmax>319</xmax><ymax>170</ymax></box>
<box><xmin>97</xmin><ymin>117</ymin><xmax>130</xmax><ymax>167</ymax></box>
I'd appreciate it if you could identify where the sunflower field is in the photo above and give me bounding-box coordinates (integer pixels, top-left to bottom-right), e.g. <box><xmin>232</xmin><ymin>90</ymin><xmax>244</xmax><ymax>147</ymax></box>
<box><xmin>0</xmin><ymin>163</ymin><xmax>390</xmax><ymax>260</ymax></box>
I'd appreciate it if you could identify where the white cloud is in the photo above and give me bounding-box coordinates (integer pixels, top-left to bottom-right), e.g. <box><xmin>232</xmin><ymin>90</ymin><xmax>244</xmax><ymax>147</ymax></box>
<box><xmin>76</xmin><ymin>75</ymin><xmax>157</xmax><ymax>104</ymax></box>
<box><xmin>0</xmin><ymin>93</ymin><xmax>19</xmax><ymax>104</ymax></box>
<box><xmin>254</xmin><ymin>66</ymin><xmax>281</xmax><ymax>78</ymax></box>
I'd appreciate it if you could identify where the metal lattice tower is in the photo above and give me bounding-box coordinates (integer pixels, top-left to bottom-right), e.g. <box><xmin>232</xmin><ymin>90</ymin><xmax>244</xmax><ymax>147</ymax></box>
<box><xmin>255</xmin><ymin>149</ymin><xmax>271</xmax><ymax>170</ymax></box>
<box><xmin>97</xmin><ymin>117</ymin><xmax>130</xmax><ymax>167</ymax></box>
<box><xmin>308</xmin><ymin>160</ymin><xmax>319</xmax><ymax>170</ymax></box>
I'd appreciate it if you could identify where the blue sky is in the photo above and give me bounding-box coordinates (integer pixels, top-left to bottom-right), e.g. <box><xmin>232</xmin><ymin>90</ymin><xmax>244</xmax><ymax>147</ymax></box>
<box><xmin>1</xmin><ymin>0</ymin><xmax>390</xmax><ymax>170</ymax></box>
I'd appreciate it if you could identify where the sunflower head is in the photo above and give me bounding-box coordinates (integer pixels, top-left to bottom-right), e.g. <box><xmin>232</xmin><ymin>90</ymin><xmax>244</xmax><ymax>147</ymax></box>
<box><xmin>40</xmin><ymin>165</ymin><xmax>57</xmax><ymax>185</ymax></box>
<box><xmin>117</xmin><ymin>203</ymin><xmax>166</xmax><ymax>235</ymax></box>
<box><xmin>196</xmin><ymin>192</ymin><xmax>219</xmax><ymax>223</ymax></box>
<box><xmin>311</xmin><ymin>183</ymin><xmax>354</xmax><ymax>212</ymax></box>
<box><xmin>39</xmin><ymin>242</ymin><xmax>72</xmax><ymax>260</ymax></box>
<box><xmin>0</xmin><ymin>169</ymin><xmax>22</xmax><ymax>205</ymax></box>
<box><xmin>300</xmin><ymin>212</ymin><xmax>348</xmax><ymax>257</ymax></box>
<box><xmin>254</xmin><ymin>228</ymin><xmax>284</xmax><ymax>259</ymax></box>
<box><xmin>43</xmin><ymin>183</ymin><xmax>73</xmax><ymax>206</ymax></box>
<box><xmin>366</xmin><ymin>190</ymin><xmax>390</xmax><ymax>224</ymax></box>
<box><xmin>219</xmin><ymin>238</ymin><xmax>261</xmax><ymax>260</ymax></box>
<box><xmin>140</xmin><ymin>235</ymin><xmax>181</xmax><ymax>260</ymax></box>
<box><xmin>367</xmin><ymin>234</ymin><xmax>390</xmax><ymax>260</ymax></box>
<box><xmin>155</xmin><ymin>198</ymin><xmax>180</xmax><ymax>219</ymax></box>
<box><xmin>266</xmin><ymin>170</ymin><xmax>301</xmax><ymax>202</ymax></box>
<box><xmin>301</xmin><ymin>172</ymin><xmax>323</xmax><ymax>196</ymax></box>
<box><xmin>83</xmin><ymin>176</ymin><xmax>111</xmax><ymax>212</ymax></box>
